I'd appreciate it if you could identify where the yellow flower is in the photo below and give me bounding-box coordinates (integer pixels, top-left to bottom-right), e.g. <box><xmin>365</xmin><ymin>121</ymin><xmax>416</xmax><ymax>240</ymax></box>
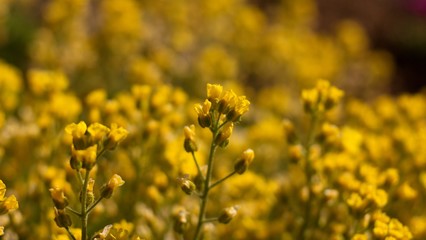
<box><xmin>0</xmin><ymin>180</ymin><xmax>18</xmax><ymax>215</ymax></box>
<box><xmin>346</xmin><ymin>193</ymin><xmax>365</xmax><ymax>211</ymax></box>
<box><xmin>71</xmin><ymin>145</ymin><xmax>98</xmax><ymax>170</ymax></box>
<box><xmin>218</xmin><ymin>206</ymin><xmax>239</xmax><ymax>224</ymax></box>
<box><xmin>65</xmin><ymin>121</ymin><xmax>88</xmax><ymax>149</ymax></box>
<box><xmin>49</xmin><ymin>188</ymin><xmax>68</xmax><ymax>209</ymax></box>
<box><xmin>397</xmin><ymin>182</ymin><xmax>417</xmax><ymax>200</ymax></box>
<box><xmin>131</xmin><ymin>84</ymin><xmax>151</xmax><ymax>101</ymax></box>
<box><xmin>194</xmin><ymin>100</ymin><xmax>212</xmax><ymax>128</ymax></box>
<box><xmin>183</xmin><ymin>125</ymin><xmax>198</xmax><ymax>152</ymax></box>
<box><xmin>0</xmin><ymin>226</ymin><xmax>3</xmax><ymax>236</ymax></box>
<box><xmin>0</xmin><ymin>195</ymin><xmax>18</xmax><ymax>215</ymax></box>
<box><xmin>301</xmin><ymin>80</ymin><xmax>344</xmax><ymax>113</ymax></box>
<box><xmin>108</xmin><ymin>174</ymin><xmax>125</xmax><ymax>189</ymax></box>
<box><xmin>302</xmin><ymin>88</ymin><xmax>319</xmax><ymax>113</ymax></box>
<box><xmin>86</xmin><ymin>89</ymin><xmax>107</xmax><ymax>108</ymax></box>
<box><xmin>88</xmin><ymin>123</ymin><xmax>110</xmax><ymax>144</ymax></box>
<box><xmin>101</xmin><ymin>174</ymin><xmax>125</xmax><ymax>199</ymax></box>
<box><xmin>215</xmin><ymin>122</ymin><xmax>234</xmax><ymax>147</ymax></box>
<box><xmin>234</xmin><ymin>148</ymin><xmax>255</xmax><ymax>174</ymax></box>
<box><xmin>374</xmin><ymin>219</ymin><xmax>389</xmax><ymax>238</ymax></box>
<box><xmin>227</xmin><ymin>95</ymin><xmax>250</xmax><ymax>122</ymax></box>
<box><xmin>207</xmin><ymin>83</ymin><xmax>223</xmax><ymax>102</ymax></box>
<box><xmin>65</xmin><ymin>121</ymin><xmax>87</xmax><ymax>139</ymax></box>
<box><xmin>218</xmin><ymin>89</ymin><xmax>237</xmax><ymax>114</ymax></box>
<box><xmin>28</xmin><ymin>69</ymin><xmax>69</xmax><ymax>95</ymax></box>
<box><xmin>105</xmin><ymin>123</ymin><xmax>129</xmax><ymax>150</ymax></box>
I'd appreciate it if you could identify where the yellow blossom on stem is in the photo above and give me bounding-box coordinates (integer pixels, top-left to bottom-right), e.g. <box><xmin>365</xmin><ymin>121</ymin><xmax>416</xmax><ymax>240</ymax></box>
<box><xmin>183</xmin><ymin>125</ymin><xmax>198</xmax><ymax>152</ymax></box>
<box><xmin>65</xmin><ymin>121</ymin><xmax>88</xmax><ymax>149</ymax></box>
<box><xmin>194</xmin><ymin>100</ymin><xmax>212</xmax><ymax>128</ymax></box>
<box><xmin>218</xmin><ymin>206</ymin><xmax>239</xmax><ymax>224</ymax></box>
<box><xmin>0</xmin><ymin>181</ymin><xmax>18</xmax><ymax>215</ymax></box>
<box><xmin>71</xmin><ymin>144</ymin><xmax>98</xmax><ymax>170</ymax></box>
<box><xmin>234</xmin><ymin>148</ymin><xmax>255</xmax><ymax>174</ymax></box>
<box><xmin>87</xmin><ymin>123</ymin><xmax>110</xmax><ymax>144</ymax></box>
<box><xmin>100</xmin><ymin>174</ymin><xmax>125</xmax><ymax>199</ymax></box>
<box><xmin>207</xmin><ymin>83</ymin><xmax>223</xmax><ymax>103</ymax></box>
<box><xmin>0</xmin><ymin>195</ymin><xmax>18</xmax><ymax>215</ymax></box>
<box><xmin>105</xmin><ymin>123</ymin><xmax>129</xmax><ymax>150</ymax></box>
<box><xmin>218</xmin><ymin>90</ymin><xmax>237</xmax><ymax>114</ymax></box>
<box><xmin>49</xmin><ymin>188</ymin><xmax>68</xmax><ymax>209</ymax></box>
<box><xmin>215</xmin><ymin>122</ymin><xmax>234</xmax><ymax>147</ymax></box>
<box><xmin>227</xmin><ymin>95</ymin><xmax>250</xmax><ymax>122</ymax></box>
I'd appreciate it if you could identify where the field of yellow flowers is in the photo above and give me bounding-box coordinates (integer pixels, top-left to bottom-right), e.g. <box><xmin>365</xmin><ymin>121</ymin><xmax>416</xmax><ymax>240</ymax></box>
<box><xmin>0</xmin><ymin>0</ymin><xmax>425</xmax><ymax>239</ymax></box>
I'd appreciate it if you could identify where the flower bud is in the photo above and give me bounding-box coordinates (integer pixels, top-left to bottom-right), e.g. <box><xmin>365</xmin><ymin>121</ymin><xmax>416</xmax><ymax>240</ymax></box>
<box><xmin>0</xmin><ymin>195</ymin><xmax>18</xmax><ymax>215</ymax></box>
<box><xmin>85</xmin><ymin>178</ymin><xmax>95</xmax><ymax>207</ymax></box>
<box><xmin>100</xmin><ymin>174</ymin><xmax>125</xmax><ymax>199</ymax></box>
<box><xmin>71</xmin><ymin>144</ymin><xmax>97</xmax><ymax>170</ymax></box>
<box><xmin>226</xmin><ymin>96</ymin><xmax>250</xmax><ymax>122</ymax></box>
<box><xmin>324</xmin><ymin>86</ymin><xmax>344</xmax><ymax>110</ymax></box>
<box><xmin>183</xmin><ymin>125</ymin><xmax>198</xmax><ymax>152</ymax></box>
<box><xmin>234</xmin><ymin>149</ymin><xmax>255</xmax><ymax>174</ymax></box>
<box><xmin>215</xmin><ymin>122</ymin><xmax>233</xmax><ymax>146</ymax></box>
<box><xmin>54</xmin><ymin>208</ymin><xmax>72</xmax><ymax>228</ymax></box>
<box><xmin>207</xmin><ymin>84</ymin><xmax>223</xmax><ymax>103</ymax></box>
<box><xmin>49</xmin><ymin>188</ymin><xmax>68</xmax><ymax>209</ymax></box>
<box><xmin>180</xmin><ymin>179</ymin><xmax>196</xmax><ymax>195</ymax></box>
<box><xmin>105</xmin><ymin>124</ymin><xmax>128</xmax><ymax>150</ymax></box>
<box><xmin>173</xmin><ymin>210</ymin><xmax>189</xmax><ymax>234</ymax></box>
<box><xmin>87</xmin><ymin>123</ymin><xmax>110</xmax><ymax>145</ymax></box>
<box><xmin>194</xmin><ymin>100</ymin><xmax>212</xmax><ymax>128</ymax></box>
<box><xmin>218</xmin><ymin>206</ymin><xmax>239</xmax><ymax>224</ymax></box>
<box><xmin>288</xmin><ymin>144</ymin><xmax>305</xmax><ymax>163</ymax></box>
<box><xmin>65</xmin><ymin>121</ymin><xmax>87</xmax><ymax>150</ymax></box>
<box><xmin>282</xmin><ymin>119</ymin><xmax>297</xmax><ymax>144</ymax></box>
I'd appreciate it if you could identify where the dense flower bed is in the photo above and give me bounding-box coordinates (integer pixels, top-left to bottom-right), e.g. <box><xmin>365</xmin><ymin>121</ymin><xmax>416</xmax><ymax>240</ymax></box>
<box><xmin>0</xmin><ymin>0</ymin><xmax>424</xmax><ymax>240</ymax></box>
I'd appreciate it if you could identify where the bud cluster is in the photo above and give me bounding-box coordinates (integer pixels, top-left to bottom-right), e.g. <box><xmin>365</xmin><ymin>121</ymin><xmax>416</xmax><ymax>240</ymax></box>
<box><xmin>65</xmin><ymin>121</ymin><xmax>128</xmax><ymax>170</ymax></box>
<box><xmin>301</xmin><ymin>80</ymin><xmax>344</xmax><ymax>114</ymax></box>
<box><xmin>194</xmin><ymin>84</ymin><xmax>250</xmax><ymax>145</ymax></box>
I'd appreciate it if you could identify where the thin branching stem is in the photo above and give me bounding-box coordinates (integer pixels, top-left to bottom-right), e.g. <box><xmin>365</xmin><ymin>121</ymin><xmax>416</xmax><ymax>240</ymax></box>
<box><xmin>191</xmin><ymin>151</ymin><xmax>204</xmax><ymax>181</ymax></box>
<box><xmin>66</xmin><ymin>206</ymin><xmax>81</xmax><ymax>217</ymax></box>
<box><xmin>86</xmin><ymin>196</ymin><xmax>104</xmax><ymax>214</ymax></box>
<box><xmin>299</xmin><ymin>112</ymin><xmax>320</xmax><ymax>240</ymax></box>
<box><xmin>66</xmin><ymin>227</ymin><xmax>77</xmax><ymax>240</ymax></box>
<box><xmin>81</xmin><ymin>170</ymin><xmax>91</xmax><ymax>240</ymax></box>
<box><xmin>193</xmin><ymin>140</ymin><xmax>217</xmax><ymax>240</ymax></box>
<box><xmin>209</xmin><ymin>171</ymin><xmax>236</xmax><ymax>191</ymax></box>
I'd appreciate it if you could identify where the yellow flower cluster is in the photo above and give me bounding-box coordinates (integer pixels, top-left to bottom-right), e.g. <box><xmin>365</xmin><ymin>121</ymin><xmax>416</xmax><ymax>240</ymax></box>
<box><xmin>65</xmin><ymin>121</ymin><xmax>128</xmax><ymax>170</ymax></box>
<box><xmin>302</xmin><ymin>79</ymin><xmax>344</xmax><ymax>114</ymax></box>
<box><xmin>0</xmin><ymin>180</ymin><xmax>18</xmax><ymax>236</ymax></box>
<box><xmin>0</xmin><ymin>1</ymin><xmax>422</xmax><ymax>237</ymax></box>
<box><xmin>373</xmin><ymin>211</ymin><xmax>412</xmax><ymax>240</ymax></box>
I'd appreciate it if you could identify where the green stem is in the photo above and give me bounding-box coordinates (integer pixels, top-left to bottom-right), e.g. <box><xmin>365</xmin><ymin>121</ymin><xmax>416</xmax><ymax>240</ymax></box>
<box><xmin>209</xmin><ymin>171</ymin><xmax>236</xmax><ymax>190</ymax></box>
<box><xmin>66</xmin><ymin>227</ymin><xmax>77</xmax><ymax>240</ymax></box>
<box><xmin>81</xmin><ymin>170</ymin><xmax>91</xmax><ymax>240</ymax></box>
<box><xmin>77</xmin><ymin>171</ymin><xmax>84</xmax><ymax>186</ymax></box>
<box><xmin>86</xmin><ymin>196</ymin><xmax>104</xmax><ymax>214</ymax></box>
<box><xmin>193</xmin><ymin>140</ymin><xmax>218</xmax><ymax>240</ymax></box>
<box><xmin>191</xmin><ymin>152</ymin><xmax>204</xmax><ymax>181</ymax></box>
<box><xmin>299</xmin><ymin>113</ymin><xmax>320</xmax><ymax>240</ymax></box>
<box><xmin>66</xmin><ymin>207</ymin><xmax>81</xmax><ymax>217</ymax></box>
